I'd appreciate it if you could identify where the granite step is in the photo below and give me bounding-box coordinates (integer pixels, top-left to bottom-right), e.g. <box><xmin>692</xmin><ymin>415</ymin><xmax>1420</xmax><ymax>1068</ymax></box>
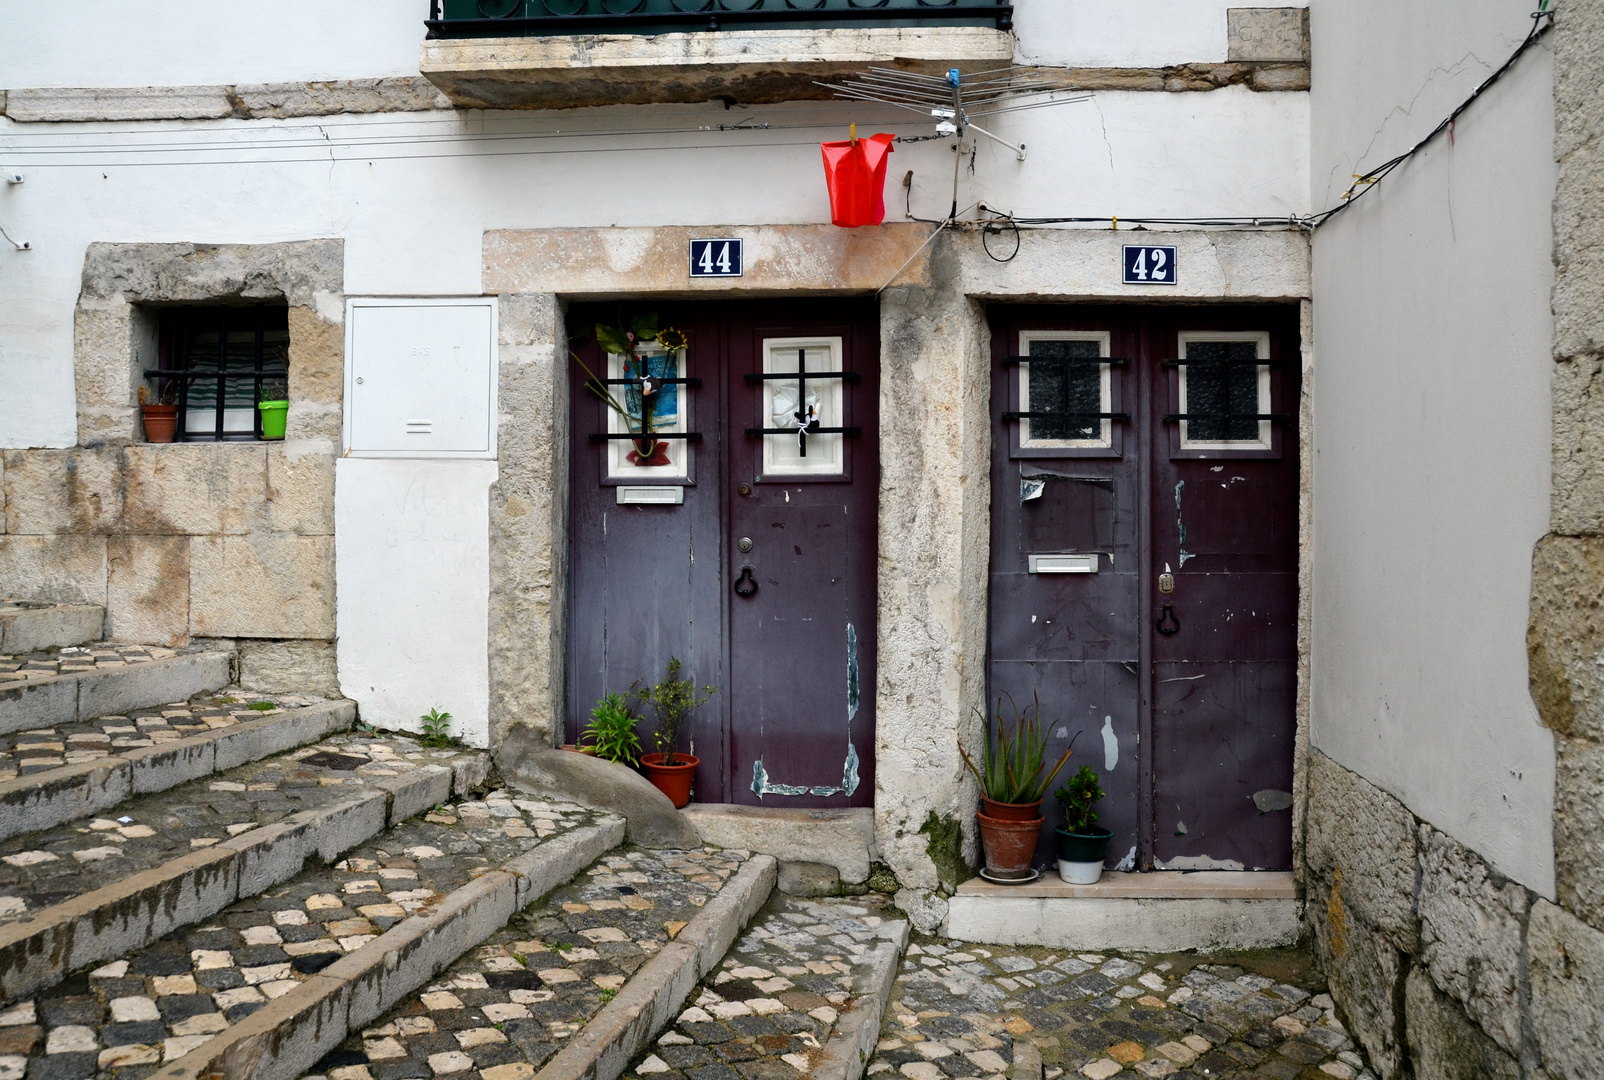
<box><xmin>0</xmin><ymin>729</ymin><xmax>490</xmax><ymax>1005</ymax></box>
<box><xmin>282</xmin><ymin>844</ymin><xmax>772</xmax><ymax>1080</ymax></box>
<box><xmin>0</xmin><ymin>688</ymin><xmax>356</xmax><ymax>845</ymax></box>
<box><xmin>0</xmin><ymin>643</ymin><xmax>231</xmax><ymax>736</ymax></box>
<box><xmin>112</xmin><ymin>790</ymin><xmax>629</xmax><ymax>1079</ymax></box>
<box><xmin>0</xmin><ymin>601</ymin><xmax>104</xmax><ymax>654</ymax></box>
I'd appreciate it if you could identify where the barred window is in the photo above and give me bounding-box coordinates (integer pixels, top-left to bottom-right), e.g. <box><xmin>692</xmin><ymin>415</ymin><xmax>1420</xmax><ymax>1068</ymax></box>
<box><xmin>151</xmin><ymin>305</ymin><xmax>289</xmax><ymax>441</ymax></box>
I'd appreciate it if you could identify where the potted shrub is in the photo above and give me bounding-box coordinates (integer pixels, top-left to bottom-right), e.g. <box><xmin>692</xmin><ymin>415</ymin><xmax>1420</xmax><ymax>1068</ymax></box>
<box><xmin>632</xmin><ymin>656</ymin><xmax>715</xmax><ymax>808</ymax></box>
<box><xmin>257</xmin><ymin>377</ymin><xmax>289</xmax><ymax>441</ymax></box>
<box><xmin>579</xmin><ymin>692</ymin><xmax>641</xmax><ymax>766</ymax></box>
<box><xmin>138</xmin><ymin>383</ymin><xmax>178</xmax><ymax>443</ymax></box>
<box><xmin>1054</xmin><ymin>765</ymin><xmax>1114</xmax><ymax>884</ymax></box>
<box><xmin>960</xmin><ymin>693</ymin><xmax>1074</xmax><ymax>880</ymax></box>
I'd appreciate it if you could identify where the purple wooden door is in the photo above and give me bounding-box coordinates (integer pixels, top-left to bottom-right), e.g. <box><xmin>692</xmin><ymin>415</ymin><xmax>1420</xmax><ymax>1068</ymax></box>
<box><xmin>568</xmin><ymin>301</ymin><xmax>878</xmax><ymax>808</ymax></box>
<box><xmin>988</xmin><ymin>305</ymin><xmax>1299</xmax><ymax>871</ymax></box>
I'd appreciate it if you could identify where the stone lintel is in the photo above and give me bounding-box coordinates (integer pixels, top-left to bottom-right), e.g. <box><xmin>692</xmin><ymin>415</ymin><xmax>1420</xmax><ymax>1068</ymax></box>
<box><xmin>1</xmin><ymin>78</ymin><xmax>450</xmax><ymax>123</ymax></box>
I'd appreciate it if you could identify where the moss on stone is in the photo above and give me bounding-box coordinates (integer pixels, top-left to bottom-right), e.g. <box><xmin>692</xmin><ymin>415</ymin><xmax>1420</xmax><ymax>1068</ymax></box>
<box><xmin>919</xmin><ymin>811</ymin><xmax>972</xmax><ymax>892</ymax></box>
<box><xmin>866</xmin><ymin>862</ymin><xmax>900</xmax><ymax>894</ymax></box>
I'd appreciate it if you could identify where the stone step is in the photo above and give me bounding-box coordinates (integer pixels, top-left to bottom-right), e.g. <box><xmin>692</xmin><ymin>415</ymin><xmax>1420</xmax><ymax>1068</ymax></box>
<box><xmin>616</xmin><ymin>893</ymin><xmax>910</xmax><ymax>1080</ymax></box>
<box><xmin>0</xmin><ymin>643</ymin><xmax>231</xmax><ymax>736</ymax></box>
<box><xmin>0</xmin><ymin>690</ymin><xmax>355</xmax><ymax>845</ymax></box>
<box><xmin>0</xmin><ymin>729</ymin><xmax>490</xmax><ymax>1005</ymax></box>
<box><xmin>944</xmin><ymin>872</ymin><xmax>1301</xmax><ymax>953</ymax></box>
<box><xmin>0</xmin><ymin>601</ymin><xmax>104</xmax><ymax>653</ymax></box>
<box><xmin>194</xmin><ymin>839</ymin><xmax>770</xmax><ymax>1080</ymax></box>
<box><xmin>119</xmin><ymin>792</ymin><xmax>630</xmax><ymax>1079</ymax></box>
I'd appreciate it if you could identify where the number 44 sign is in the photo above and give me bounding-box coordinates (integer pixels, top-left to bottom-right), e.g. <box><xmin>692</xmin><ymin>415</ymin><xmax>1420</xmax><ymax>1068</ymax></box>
<box><xmin>1123</xmin><ymin>244</ymin><xmax>1178</xmax><ymax>285</ymax></box>
<box><xmin>690</xmin><ymin>238</ymin><xmax>743</xmax><ymax>278</ymax></box>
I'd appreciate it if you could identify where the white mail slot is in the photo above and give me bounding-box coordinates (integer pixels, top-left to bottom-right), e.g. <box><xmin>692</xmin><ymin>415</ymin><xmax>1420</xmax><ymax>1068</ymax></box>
<box><xmin>1028</xmin><ymin>553</ymin><xmax>1098</xmax><ymax>574</ymax></box>
<box><xmin>617</xmin><ymin>486</ymin><xmax>685</xmax><ymax>506</ymax></box>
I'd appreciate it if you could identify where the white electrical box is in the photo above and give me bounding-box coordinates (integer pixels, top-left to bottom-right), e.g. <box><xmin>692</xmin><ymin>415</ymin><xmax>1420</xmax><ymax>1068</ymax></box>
<box><xmin>344</xmin><ymin>297</ymin><xmax>498</xmax><ymax>458</ymax></box>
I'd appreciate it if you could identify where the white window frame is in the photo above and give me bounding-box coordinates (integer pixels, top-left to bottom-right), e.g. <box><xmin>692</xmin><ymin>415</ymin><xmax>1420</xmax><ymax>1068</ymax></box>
<box><xmin>1017</xmin><ymin>331</ymin><xmax>1113</xmax><ymax>450</ymax></box>
<box><xmin>603</xmin><ymin>343</ymin><xmax>690</xmax><ymax>482</ymax></box>
<box><xmin>760</xmin><ymin>335</ymin><xmax>846</xmax><ymax>478</ymax></box>
<box><xmin>1176</xmin><ymin>331</ymin><xmax>1272</xmax><ymax>451</ymax></box>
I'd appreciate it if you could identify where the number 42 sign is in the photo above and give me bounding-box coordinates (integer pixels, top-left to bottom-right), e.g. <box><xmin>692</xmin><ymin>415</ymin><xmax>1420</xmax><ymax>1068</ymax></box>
<box><xmin>690</xmin><ymin>238</ymin><xmax>743</xmax><ymax>278</ymax></box>
<box><xmin>1123</xmin><ymin>244</ymin><xmax>1178</xmax><ymax>285</ymax></box>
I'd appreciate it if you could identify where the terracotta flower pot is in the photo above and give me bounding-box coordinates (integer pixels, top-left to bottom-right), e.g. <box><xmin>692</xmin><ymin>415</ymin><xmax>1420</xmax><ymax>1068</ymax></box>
<box><xmin>640</xmin><ymin>752</ymin><xmax>699</xmax><ymax>808</ymax></box>
<box><xmin>559</xmin><ymin>743</ymin><xmax>596</xmax><ymax>755</ymax></box>
<box><xmin>141</xmin><ymin>404</ymin><xmax>178</xmax><ymax>443</ymax></box>
<box><xmin>981</xmin><ymin>796</ymin><xmax>1042</xmax><ymax>822</ymax></box>
<box><xmin>977</xmin><ymin>811</ymin><xmax>1044</xmax><ymax>876</ymax></box>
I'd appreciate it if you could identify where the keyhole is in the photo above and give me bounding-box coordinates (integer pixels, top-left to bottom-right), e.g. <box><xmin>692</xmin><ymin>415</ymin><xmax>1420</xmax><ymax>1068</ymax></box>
<box><xmin>737</xmin><ymin>537</ymin><xmax>753</xmax><ymax>553</ymax></box>
<box><xmin>737</xmin><ymin>484</ymin><xmax>752</xmax><ymax>498</ymax></box>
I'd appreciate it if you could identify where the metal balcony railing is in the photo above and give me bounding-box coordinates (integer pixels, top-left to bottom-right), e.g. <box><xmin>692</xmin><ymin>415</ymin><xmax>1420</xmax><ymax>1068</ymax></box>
<box><xmin>426</xmin><ymin>0</ymin><xmax>1013</xmax><ymax>38</ymax></box>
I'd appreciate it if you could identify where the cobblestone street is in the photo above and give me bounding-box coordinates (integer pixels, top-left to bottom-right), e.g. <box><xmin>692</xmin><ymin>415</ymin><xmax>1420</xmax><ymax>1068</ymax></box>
<box><xmin>871</xmin><ymin>938</ymin><xmax>1366</xmax><ymax>1080</ymax></box>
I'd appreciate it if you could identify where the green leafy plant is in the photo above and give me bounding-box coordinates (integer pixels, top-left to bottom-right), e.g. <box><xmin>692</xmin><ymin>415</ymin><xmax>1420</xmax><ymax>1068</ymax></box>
<box><xmin>1055</xmin><ymin>765</ymin><xmax>1106</xmax><ymax>834</ymax></box>
<box><xmin>550</xmin><ymin>939</ymin><xmax>574</xmax><ymax>953</ymax></box>
<box><xmin>420</xmin><ymin>707</ymin><xmax>455</xmax><ymax>748</ymax></box>
<box><xmin>959</xmin><ymin>692</ymin><xmax>1075</xmax><ymax>806</ymax></box>
<box><xmin>258</xmin><ymin>376</ymin><xmax>289</xmax><ymax>403</ymax></box>
<box><xmin>581</xmin><ymin>692</ymin><xmax>642</xmax><ymax>767</ymax></box>
<box><xmin>569</xmin><ymin>313</ymin><xmax>688</xmax><ymax>462</ymax></box>
<box><xmin>247</xmin><ymin>701</ymin><xmax>276</xmax><ymax>712</ymax></box>
<box><xmin>598</xmin><ymin>987</ymin><xmax>618</xmax><ymax>1003</ymax></box>
<box><xmin>631</xmin><ymin>657</ymin><xmax>716</xmax><ymax>766</ymax></box>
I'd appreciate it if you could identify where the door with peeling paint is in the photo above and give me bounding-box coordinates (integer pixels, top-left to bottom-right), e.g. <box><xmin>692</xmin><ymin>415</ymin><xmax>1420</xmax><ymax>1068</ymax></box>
<box><xmin>988</xmin><ymin>305</ymin><xmax>1299</xmax><ymax>871</ymax></box>
<box><xmin>567</xmin><ymin>300</ymin><xmax>878</xmax><ymax>808</ymax></box>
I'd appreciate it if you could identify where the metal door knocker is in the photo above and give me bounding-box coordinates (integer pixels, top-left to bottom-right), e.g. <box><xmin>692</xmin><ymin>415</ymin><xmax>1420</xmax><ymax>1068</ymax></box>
<box><xmin>734</xmin><ymin>565</ymin><xmax>758</xmax><ymax>597</ymax></box>
<box><xmin>1157</xmin><ymin>603</ymin><xmax>1180</xmax><ymax>636</ymax></box>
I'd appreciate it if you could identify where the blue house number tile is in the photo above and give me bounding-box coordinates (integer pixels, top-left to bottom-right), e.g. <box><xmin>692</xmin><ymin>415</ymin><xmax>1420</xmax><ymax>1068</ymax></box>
<box><xmin>690</xmin><ymin>238</ymin><xmax>743</xmax><ymax>278</ymax></box>
<box><xmin>1123</xmin><ymin>244</ymin><xmax>1178</xmax><ymax>285</ymax></box>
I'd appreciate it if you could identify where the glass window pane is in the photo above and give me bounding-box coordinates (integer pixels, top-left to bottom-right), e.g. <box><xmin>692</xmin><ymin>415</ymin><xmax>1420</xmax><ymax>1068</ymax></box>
<box><xmin>1027</xmin><ymin>338</ymin><xmax>1102</xmax><ymax>441</ymax></box>
<box><xmin>1184</xmin><ymin>340</ymin><xmax>1261</xmax><ymax>441</ymax></box>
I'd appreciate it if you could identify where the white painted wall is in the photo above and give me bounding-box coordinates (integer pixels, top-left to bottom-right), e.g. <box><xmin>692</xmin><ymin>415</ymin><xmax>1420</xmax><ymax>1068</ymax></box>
<box><xmin>0</xmin><ymin>91</ymin><xmax>1307</xmax><ymax>449</ymax></box>
<box><xmin>335</xmin><ymin>458</ymin><xmax>496</xmax><ymax>747</ymax></box>
<box><xmin>1309</xmin><ymin>0</ymin><xmax>1556</xmax><ymax>893</ymax></box>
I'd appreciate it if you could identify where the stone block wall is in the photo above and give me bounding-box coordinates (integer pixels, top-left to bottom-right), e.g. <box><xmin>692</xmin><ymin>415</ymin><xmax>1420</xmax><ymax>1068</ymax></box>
<box><xmin>1304</xmin><ymin>751</ymin><xmax>1602</xmax><ymax>1078</ymax></box>
<box><xmin>0</xmin><ymin>241</ymin><xmax>343</xmax><ymax>696</ymax></box>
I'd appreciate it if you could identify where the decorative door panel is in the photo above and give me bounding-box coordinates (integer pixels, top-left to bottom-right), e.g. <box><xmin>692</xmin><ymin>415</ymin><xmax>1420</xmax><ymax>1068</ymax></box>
<box><xmin>989</xmin><ymin>304</ymin><xmax>1299</xmax><ymax>872</ymax></box>
<box><xmin>568</xmin><ymin>301</ymin><xmax>877</xmax><ymax>808</ymax></box>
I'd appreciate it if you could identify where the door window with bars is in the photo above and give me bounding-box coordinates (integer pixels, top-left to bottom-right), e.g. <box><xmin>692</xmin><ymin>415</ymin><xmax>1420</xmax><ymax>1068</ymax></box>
<box><xmin>153</xmin><ymin>306</ymin><xmax>289</xmax><ymax>441</ymax></box>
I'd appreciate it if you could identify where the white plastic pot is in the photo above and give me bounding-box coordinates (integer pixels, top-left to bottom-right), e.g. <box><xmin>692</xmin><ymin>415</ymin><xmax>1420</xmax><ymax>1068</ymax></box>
<box><xmin>1058</xmin><ymin>858</ymin><xmax>1104</xmax><ymax>884</ymax></box>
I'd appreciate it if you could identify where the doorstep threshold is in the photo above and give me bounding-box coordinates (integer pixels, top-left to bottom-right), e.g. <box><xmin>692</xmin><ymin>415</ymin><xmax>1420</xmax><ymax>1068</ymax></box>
<box><xmin>954</xmin><ymin>869</ymin><xmax>1295</xmax><ymax>900</ymax></box>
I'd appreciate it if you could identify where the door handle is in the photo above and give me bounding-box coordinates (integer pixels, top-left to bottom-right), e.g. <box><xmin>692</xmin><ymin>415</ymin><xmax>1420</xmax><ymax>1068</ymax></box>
<box><xmin>734</xmin><ymin>565</ymin><xmax>758</xmax><ymax>597</ymax></box>
<box><xmin>1157</xmin><ymin>603</ymin><xmax>1180</xmax><ymax>636</ymax></box>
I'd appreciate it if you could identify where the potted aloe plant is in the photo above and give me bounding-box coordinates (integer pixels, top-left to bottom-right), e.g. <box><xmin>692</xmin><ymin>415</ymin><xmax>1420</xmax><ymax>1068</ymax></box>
<box><xmin>579</xmin><ymin>692</ymin><xmax>641</xmax><ymax>766</ymax></box>
<box><xmin>1054</xmin><ymin>765</ymin><xmax>1113</xmax><ymax>883</ymax></box>
<box><xmin>959</xmin><ymin>693</ymin><xmax>1075</xmax><ymax>880</ymax></box>
<box><xmin>631</xmin><ymin>657</ymin><xmax>715</xmax><ymax>808</ymax></box>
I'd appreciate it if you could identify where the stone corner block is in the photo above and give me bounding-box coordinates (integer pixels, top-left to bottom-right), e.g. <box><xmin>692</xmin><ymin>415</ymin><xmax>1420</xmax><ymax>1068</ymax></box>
<box><xmin>1528</xmin><ymin>898</ymin><xmax>1604</xmax><ymax>1080</ymax></box>
<box><xmin>1227</xmin><ymin>8</ymin><xmax>1309</xmax><ymax>62</ymax></box>
<box><xmin>0</xmin><ymin>602</ymin><xmax>104</xmax><ymax>652</ymax></box>
<box><xmin>265</xmin><ymin>443</ymin><xmax>336</xmax><ymax>535</ymax></box>
<box><xmin>1403</xmin><ymin>966</ymin><xmax>1521</xmax><ymax>1080</ymax></box>
<box><xmin>1303</xmin><ymin>750</ymin><xmax>1419</xmax><ymax>950</ymax></box>
<box><xmin>1554</xmin><ymin>734</ymin><xmax>1604</xmax><ymax>931</ymax></box>
<box><xmin>1416</xmin><ymin>824</ymin><xmax>1528</xmax><ymax>1054</ymax></box>
<box><xmin>1529</xmin><ymin>534</ymin><xmax>1604</xmax><ymax>741</ymax></box>
<box><xmin>121</xmin><ymin>443</ymin><xmax>269</xmax><ymax>536</ymax></box>
<box><xmin>1305</xmin><ymin>873</ymin><xmax>1407</xmax><ymax>1078</ymax></box>
<box><xmin>188</xmin><ymin>534</ymin><xmax>334</xmax><ymax>639</ymax></box>
<box><xmin>107</xmin><ymin>535</ymin><xmax>191</xmax><ymax>648</ymax></box>
<box><xmin>2</xmin><ymin>448</ymin><xmax>123</xmax><ymax>535</ymax></box>
<box><xmin>0</xmin><ymin>535</ymin><xmax>108</xmax><ymax>606</ymax></box>
<box><xmin>237</xmin><ymin>638</ymin><xmax>338</xmax><ymax>696</ymax></box>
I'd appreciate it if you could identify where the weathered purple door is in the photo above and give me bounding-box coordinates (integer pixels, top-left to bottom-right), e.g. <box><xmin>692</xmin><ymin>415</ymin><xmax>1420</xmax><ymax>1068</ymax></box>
<box><xmin>567</xmin><ymin>300</ymin><xmax>878</xmax><ymax>808</ymax></box>
<box><xmin>988</xmin><ymin>305</ymin><xmax>1299</xmax><ymax>870</ymax></box>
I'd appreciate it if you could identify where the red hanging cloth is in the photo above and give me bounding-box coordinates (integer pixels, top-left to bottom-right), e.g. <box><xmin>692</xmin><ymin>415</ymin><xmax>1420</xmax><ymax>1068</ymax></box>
<box><xmin>820</xmin><ymin>132</ymin><xmax>896</xmax><ymax>228</ymax></box>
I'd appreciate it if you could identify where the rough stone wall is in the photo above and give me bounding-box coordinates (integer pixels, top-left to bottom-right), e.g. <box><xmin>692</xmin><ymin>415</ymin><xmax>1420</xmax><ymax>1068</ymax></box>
<box><xmin>490</xmin><ymin>294</ymin><xmax>569</xmax><ymax>749</ymax></box>
<box><xmin>0</xmin><ymin>241</ymin><xmax>343</xmax><ymax>694</ymax></box>
<box><xmin>874</xmin><ymin>241</ymin><xmax>993</xmax><ymax>933</ymax></box>
<box><xmin>1303</xmin><ymin>750</ymin><xmax>1582</xmax><ymax>1078</ymax></box>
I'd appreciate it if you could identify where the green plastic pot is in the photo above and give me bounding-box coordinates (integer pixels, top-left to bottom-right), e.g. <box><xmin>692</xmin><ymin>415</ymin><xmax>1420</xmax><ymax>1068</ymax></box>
<box><xmin>258</xmin><ymin>400</ymin><xmax>288</xmax><ymax>440</ymax></box>
<box><xmin>1054</xmin><ymin>825</ymin><xmax>1114</xmax><ymax>864</ymax></box>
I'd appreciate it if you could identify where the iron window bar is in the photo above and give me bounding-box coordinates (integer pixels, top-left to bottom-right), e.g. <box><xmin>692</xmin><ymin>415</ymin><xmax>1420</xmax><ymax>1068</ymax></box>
<box><xmin>742</xmin><ymin>348</ymin><xmax>859</xmax><ymax>457</ymax></box>
<box><xmin>589</xmin><ymin>432</ymin><xmax>704</xmax><ymax>441</ymax></box>
<box><xmin>154</xmin><ymin>305</ymin><xmax>287</xmax><ymax>442</ymax></box>
<box><xmin>1002</xmin><ymin>411</ymin><xmax>1130</xmax><ymax>421</ymax></box>
<box><xmin>1162</xmin><ymin>413</ymin><xmax>1292</xmax><ymax>422</ymax></box>
<box><xmin>1002</xmin><ymin>356</ymin><xmax>1131</xmax><ymax>367</ymax></box>
<box><xmin>426</xmin><ymin>0</ymin><xmax>1013</xmax><ymax>37</ymax></box>
<box><xmin>1161</xmin><ymin>358</ymin><xmax>1289</xmax><ymax>368</ymax></box>
<box><xmin>597</xmin><ymin>376</ymin><xmax>703</xmax><ymax>387</ymax></box>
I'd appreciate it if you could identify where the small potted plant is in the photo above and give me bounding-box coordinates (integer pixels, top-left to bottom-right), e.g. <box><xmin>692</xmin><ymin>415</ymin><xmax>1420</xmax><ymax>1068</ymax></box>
<box><xmin>257</xmin><ymin>377</ymin><xmax>289</xmax><ymax>441</ymax></box>
<box><xmin>580</xmin><ymin>691</ymin><xmax>641</xmax><ymax>767</ymax></box>
<box><xmin>138</xmin><ymin>382</ymin><xmax>179</xmax><ymax>443</ymax></box>
<box><xmin>632</xmin><ymin>656</ymin><xmax>715</xmax><ymax>808</ymax></box>
<box><xmin>959</xmin><ymin>693</ymin><xmax>1075</xmax><ymax>880</ymax></box>
<box><xmin>1054</xmin><ymin>765</ymin><xmax>1114</xmax><ymax>884</ymax></box>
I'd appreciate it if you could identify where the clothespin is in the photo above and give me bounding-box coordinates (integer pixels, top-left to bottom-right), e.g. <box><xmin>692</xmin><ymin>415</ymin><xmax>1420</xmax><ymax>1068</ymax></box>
<box><xmin>850</xmin><ymin>122</ymin><xmax>857</xmax><ymax>146</ymax></box>
<box><xmin>1111</xmin><ymin>215</ymin><xmax>1118</xmax><ymax>231</ymax></box>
